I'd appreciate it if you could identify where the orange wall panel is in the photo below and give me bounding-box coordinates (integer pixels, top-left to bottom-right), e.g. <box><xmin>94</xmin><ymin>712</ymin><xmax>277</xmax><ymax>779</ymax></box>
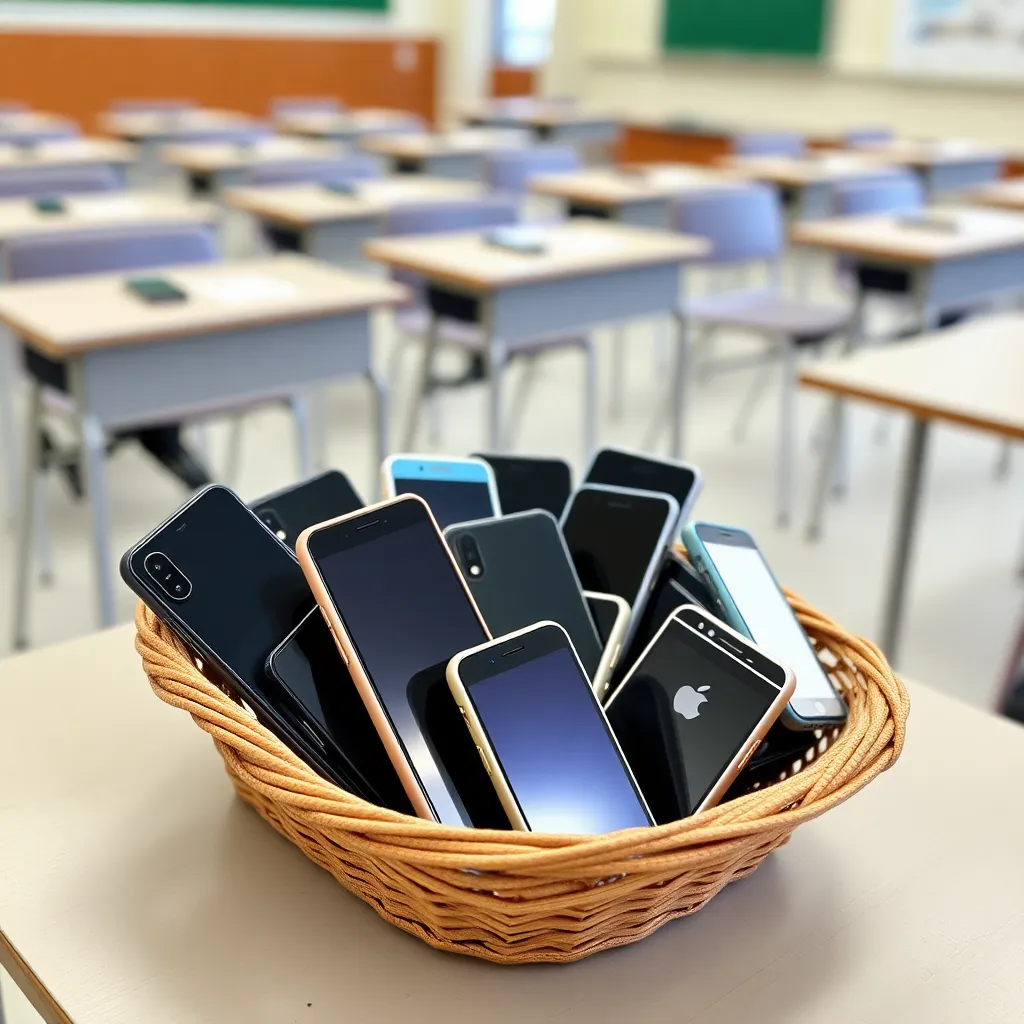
<box><xmin>0</xmin><ymin>32</ymin><xmax>439</xmax><ymax>131</ymax></box>
<box><xmin>490</xmin><ymin>64</ymin><xmax>535</xmax><ymax>98</ymax></box>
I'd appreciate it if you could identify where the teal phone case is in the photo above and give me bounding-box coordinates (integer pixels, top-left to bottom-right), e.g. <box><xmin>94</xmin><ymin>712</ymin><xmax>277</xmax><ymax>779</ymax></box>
<box><xmin>679</xmin><ymin>522</ymin><xmax>752</xmax><ymax>640</ymax></box>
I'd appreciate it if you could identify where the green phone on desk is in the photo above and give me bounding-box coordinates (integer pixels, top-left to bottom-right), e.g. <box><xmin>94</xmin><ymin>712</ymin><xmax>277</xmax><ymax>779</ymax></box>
<box><xmin>33</xmin><ymin>196</ymin><xmax>65</xmax><ymax>215</ymax></box>
<box><xmin>125</xmin><ymin>277</ymin><xmax>188</xmax><ymax>304</ymax></box>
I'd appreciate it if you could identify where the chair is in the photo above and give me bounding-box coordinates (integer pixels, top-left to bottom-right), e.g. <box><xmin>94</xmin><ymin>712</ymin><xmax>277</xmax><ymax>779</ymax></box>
<box><xmin>246</xmin><ymin>152</ymin><xmax>381</xmax><ymax>187</ymax></box>
<box><xmin>0</xmin><ymin>165</ymin><xmax>120</xmax><ymax>198</ymax></box>
<box><xmin>484</xmin><ymin>144</ymin><xmax>581</xmax><ymax>197</ymax></box>
<box><xmin>384</xmin><ymin>197</ymin><xmax>597</xmax><ymax>455</ymax></box>
<box><xmin>271</xmin><ymin>97</ymin><xmax>346</xmax><ymax>117</ymax></box>
<box><xmin>665</xmin><ymin>184</ymin><xmax>851</xmax><ymax>524</ymax></box>
<box><xmin>168</xmin><ymin>123</ymin><xmax>272</xmax><ymax>146</ymax></box>
<box><xmin>8</xmin><ymin>225</ymin><xmax>312</xmax><ymax>647</ymax></box>
<box><xmin>843</xmin><ymin>127</ymin><xmax>893</xmax><ymax>147</ymax></box>
<box><xmin>732</xmin><ymin>131</ymin><xmax>806</xmax><ymax>158</ymax></box>
<box><xmin>0</xmin><ymin>121</ymin><xmax>78</xmax><ymax>147</ymax></box>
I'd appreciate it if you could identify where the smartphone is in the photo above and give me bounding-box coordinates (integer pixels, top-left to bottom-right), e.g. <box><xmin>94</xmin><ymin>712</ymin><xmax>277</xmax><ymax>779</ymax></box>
<box><xmin>323</xmin><ymin>180</ymin><xmax>358</xmax><ymax>195</ymax></box>
<box><xmin>472</xmin><ymin>453</ymin><xmax>572</xmax><ymax>518</ymax></box>
<box><xmin>381</xmin><ymin>454</ymin><xmax>501</xmax><ymax>530</ymax></box>
<box><xmin>296</xmin><ymin>494</ymin><xmax>506</xmax><ymax>828</ymax></box>
<box><xmin>250</xmin><ymin>470</ymin><xmax>364</xmax><ymax>551</ymax></box>
<box><xmin>447</xmin><ymin>622</ymin><xmax>653</xmax><ymax>834</ymax></box>
<box><xmin>119</xmin><ymin>485</ymin><xmax>372</xmax><ymax>796</ymax></box>
<box><xmin>445</xmin><ymin>510</ymin><xmax>606</xmax><ymax>692</ymax></box>
<box><xmin>584</xmin><ymin>592</ymin><xmax>630</xmax><ymax>699</ymax></box>
<box><xmin>482</xmin><ymin>226</ymin><xmax>547</xmax><ymax>255</ymax></box>
<box><xmin>32</xmin><ymin>195</ymin><xmax>65</xmax><ymax>214</ymax></box>
<box><xmin>265</xmin><ymin>610</ymin><xmax>412</xmax><ymax>813</ymax></box>
<box><xmin>682</xmin><ymin>522</ymin><xmax>848</xmax><ymax>730</ymax></box>
<box><xmin>560</xmin><ymin>483</ymin><xmax>679</xmax><ymax>649</ymax></box>
<box><xmin>605</xmin><ymin>605</ymin><xmax>796</xmax><ymax>824</ymax></box>
<box><xmin>583</xmin><ymin>447</ymin><xmax>703</xmax><ymax>532</ymax></box>
<box><xmin>125</xmin><ymin>276</ymin><xmax>188</xmax><ymax>304</ymax></box>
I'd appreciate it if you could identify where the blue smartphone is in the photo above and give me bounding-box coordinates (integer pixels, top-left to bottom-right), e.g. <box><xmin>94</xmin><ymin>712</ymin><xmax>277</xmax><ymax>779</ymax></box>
<box><xmin>381</xmin><ymin>454</ymin><xmax>501</xmax><ymax>530</ymax></box>
<box><xmin>681</xmin><ymin>522</ymin><xmax>847</xmax><ymax>731</ymax></box>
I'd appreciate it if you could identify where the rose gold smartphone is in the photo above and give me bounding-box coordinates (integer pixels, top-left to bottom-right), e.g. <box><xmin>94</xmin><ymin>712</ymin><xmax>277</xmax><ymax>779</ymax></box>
<box><xmin>604</xmin><ymin>605</ymin><xmax>796</xmax><ymax>825</ymax></box>
<box><xmin>296</xmin><ymin>493</ymin><xmax>505</xmax><ymax>828</ymax></box>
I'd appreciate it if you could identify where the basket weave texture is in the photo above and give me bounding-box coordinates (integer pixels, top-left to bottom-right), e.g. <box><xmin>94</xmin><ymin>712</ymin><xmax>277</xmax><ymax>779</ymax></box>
<box><xmin>135</xmin><ymin>591</ymin><xmax>908</xmax><ymax>965</ymax></box>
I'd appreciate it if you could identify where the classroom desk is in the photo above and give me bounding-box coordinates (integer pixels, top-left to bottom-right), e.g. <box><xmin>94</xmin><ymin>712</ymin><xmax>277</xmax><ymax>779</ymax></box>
<box><xmin>0</xmin><ymin>138</ymin><xmax>137</xmax><ymax>184</ymax></box>
<box><xmin>99</xmin><ymin>107</ymin><xmax>256</xmax><ymax>144</ymax></box>
<box><xmin>528</xmin><ymin>164</ymin><xmax>739</xmax><ymax>228</ymax></box>
<box><xmin>0</xmin><ymin>112</ymin><xmax>78</xmax><ymax>145</ymax></box>
<box><xmin>801</xmin><ymin>314</ymin><xmax>1024</xmax><ymax>664</ymax></box>
<box><xmin>462</xmin><ymin>99</ymin><xmax>620</xmax><ymax>148</ymax></box>
<box><xmin>158</xmin><ymin>136</ymin><xmax>342</xmax><ymax>195</ymax></box>
<box><xmin>2</xmin><ymin>626</ymin><xmax>1022</xmax><ymax>1024</ymax></box>
<box><xmin>364</xmin><ymin>220</ymin><xmax>707</xmax><ymax>453</ymax></box>
<box><xmin>360</xmin><ymin>128</ymin><xmax>530</xmax><ymax>179</ymax></box>
<box><xmin>274</xmin><ymin>108</ymin><xmax>423</xmax><ymax>144</ymax></box>
<box><xmin>0</xmin><ymin>255</ymin><xmax>405</xmax><ymax>638</ymax></box>
<box><xmin>965</xmin><ymin>176</ymin><xmax>1024</xmax><ymax>214</ymax></box>
<box><xmin>849</xmin><ymin>138</ymin><xmax>1005</xmax><ymax>195</ymax></box>
<box><xmin>224</xmin><ymin>176</ymin><xmax>483</xmax><ymax>265</ymax></box>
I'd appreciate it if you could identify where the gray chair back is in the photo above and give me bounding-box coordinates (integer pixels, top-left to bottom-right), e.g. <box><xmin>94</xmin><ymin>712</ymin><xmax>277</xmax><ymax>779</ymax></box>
<box><xmin>843</xmin><ymin>127</ymin><xmax>893</xmax><ymax>147</ymax></box>
<box><xmin>834</xmin><ymin>171</ymin><xmax>924</xmax><ymax>216</ymax></box>
<box><xmin>0</xmin><ymin>121</ymin><xmax>79</xmax><ymax>146</ymax></box>
<box><xmin>733</xmin><ymin>131</ymin><xmax>805</xmax><ymax>158</ymax></box>
<box><xmin>484</xmin><ymin>144</ymin><xmax>580</xmax><ymax>195</ymax></box>
<box><xmin>247</xmin><ymin>153</ymin><xmax>381</xmax><ymax>186</ymax></box>
<box><xmin>271</xmin><ymin>97</ymin><xmax>346</xmax><ymax>117</ymax></box>
<box><xmin>673</xmin><ymin>184</ymin><xmax>783</xmax><ymax>265</ymax></box>
<box><xmin>0</xmin><ymin>165</ymin><xmax>120</xmax><ymax>199</ymax></box>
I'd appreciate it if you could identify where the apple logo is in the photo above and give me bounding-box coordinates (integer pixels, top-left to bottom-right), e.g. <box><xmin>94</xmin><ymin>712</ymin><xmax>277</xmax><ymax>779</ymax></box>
<box><xmin>674</xmin><ymin>684</ymin><xmax>711</xmax><ymax>720</ymax></box>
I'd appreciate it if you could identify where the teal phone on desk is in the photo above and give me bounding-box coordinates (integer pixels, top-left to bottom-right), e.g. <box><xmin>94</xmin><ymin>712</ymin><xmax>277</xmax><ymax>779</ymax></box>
<box><xmin>125</xmin><ymin>277</ymin><xmax>188</xmax><ymax>304</ymax></box>
<box><xmin>482</xmin><ymin>226</ymin><xmax>547</xmax><ymax>255</ymax></box>
<box><xmin>322</xmin><ymin>180</ymin><xmax>358</xmax><ymax>195</ymax></box>
<box><xmin>32</xmin><ymin>196</ymin><xmax>65</xmax><ymax>215</ymax></box>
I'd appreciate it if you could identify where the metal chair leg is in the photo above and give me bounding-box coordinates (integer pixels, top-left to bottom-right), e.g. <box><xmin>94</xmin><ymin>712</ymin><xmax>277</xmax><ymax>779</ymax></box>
<box><xmin>365</xmin><ymin>367</ymin><xmax>388</xmax><ymax>497</ymax></box>
<box><xmin>289</xmin><ymin>395</ymin><xmax>311</xmax><ymax>479</ymax></box>
<box><xmin>668</xmin><ymin>309</ymin><xmax>691</xmax><ymax>459</ymax></box>
<box><xmin>486</xmin><ymin>333</ymin><xmax>508</xmax><ymax>453</ymax></box>
<box><xmin>11</xmin><ymin>381</ymin><xmax>41</xmax><ymax>651</ymax></box>
<box><xmin>503</xmin><ymin>353</ymin><xmax>539</xmax><ymax>450</ymax></box>
<box><xmin>81</xmin><ymin>414</ymin><xmax>117</xmax><ymax>629</ymax></box>
<box><xmin>805</xmin><ymin>397</ymin><xmax>843</xmax><ymax>542</ymax></box>
<box><xmin>995</xmin><ymin>439</ymin><xmax>1013</xmax><ymax>480</ymax></box>
<box><xmin>224</xmin><ymin>414</ymin><xmax>245</xmax><ymax>485</ymax></box>
<box><xmin>34</xmin><ymin>471</ymin><xmax>54</xmax><ymax>585</ymax></box>
<box><xmin>777</xmin><ymin>341</ymin><xmax>798</xmax><ymax>528</ymax></box>
<box><xmin>402</xmin><ymin>313</ymin><xmax>439</xmax><ymax>451</ymax></box>
<box><xmin>609</xmin><ymin>325</ymin><xmax>626</xmax><ymax>421</ymax></box>
<box><xmin>582</xmin><ymin>338</ymin><xmax>598</xmax><ymax>459</ymax></box>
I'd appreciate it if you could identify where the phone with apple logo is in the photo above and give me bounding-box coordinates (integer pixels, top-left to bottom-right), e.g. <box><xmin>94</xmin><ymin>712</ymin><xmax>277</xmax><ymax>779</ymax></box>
<box><xmin>604</xmin><ymin>605</ymin><xmax>795</xmax><ymax>824</ymax></box>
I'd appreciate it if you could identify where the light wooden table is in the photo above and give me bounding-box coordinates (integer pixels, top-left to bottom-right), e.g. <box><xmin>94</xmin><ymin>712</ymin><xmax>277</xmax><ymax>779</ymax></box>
<box><xmin>2</xmin><ymin>625</ymin><xmax>1023</xmax><ymax>1024</ymax></box>
<box><xmin>0</xmin><ymin>139</ymin><xmax>137</xmax><ymax>185</ymax></box>
<box><xmin>365</xmin><ymin>220</ymin><xmax>707</xmax><ymax>454</ymax></box>
<box><xmin>966</xmin><ymin>176</ymin><xmax>1024</xmax><ymax>214</ymax></box>
<box><xmin>158</xmin><ymin>136</ymin><xmax>342</xmax><ymax>194</ymax></box>
<box><xmin>99</xmin><ymin>107</ymin><xmax>256</xmax><ymax>144</ymax></box>
<box><xmin>801</xmin><ymin>314</ymin><xmax>1024</xmax><ymax>664</ymax></box>
<box><xmin>274</xmin><ymin>107</ymin><xmax>423</xmax><ymax>144</ymax></box>
<box><xmin>849</xmin><ymin>137</ymin><xmax>1005</xmax><ymax>195</ymax></box>
<box><xmin>462</xmin><ymin>99</ymin><xmax>620</xmax><ymax>148</ymax></box>
<box><xmin>361</xmin><ymin>128</ymin><xmax>530</xmax><ymax>179</ymax></box>
<box><xmin>224</xmin><ymin>176</ymin><xmax>483</xmax><ymax>265</ymax></box>
<box><xmin>0</xmin><ymin>112</ymin><xmax>78</xmax><ymax>145</ymax></box>
<box><xmin>0</xmin><ymin>255</ymin><xmax>405</xmax><ymax>638</ymax></box>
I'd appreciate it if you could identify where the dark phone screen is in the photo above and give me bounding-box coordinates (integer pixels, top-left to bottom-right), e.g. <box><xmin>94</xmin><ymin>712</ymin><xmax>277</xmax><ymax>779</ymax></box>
<box><xmin>587</xmin><ymin>596</ymin><xmax>621</xmax><ymax>648</ymax></box>
<box><xmin>474</xmin><ymin>454</ymin><xmax>571</xmax><ymax>518</ymax></box>
<box><xmin>251</xmin><ymin>471</ymin><xmax>364</xmax><ymax>550</ymax></box>
<box><xmin>607</xmin><ymin>618</ymin><xmax>780</xmax><ymax>823</ymax></box>
<box><xmin>466</xmin><ymin>639</ymin><xmax>650</xmax><ymax>833</ymax></box>
<box><xmin>585</xmin><ymin>450</ymin><xmax>697</xmax><ymax>521</ymax></box>
<box><xmin>269</xmin><ymin>611</ymin><xmax>412</xmax><ymax>813</ymax></box>
<box><xmin>562</xmin><ymin>488</ymin><xmax>672</xmax><ymax>606</ymax></box>
<box><xmin>392</xmin><ymin>477</ymin><xmax>495</xmax><ymax>530</ymax></box>
<box><xmin>311</xmin><ymin>505</ymin><xmax>496</xmax><ymax>827</ymax></box>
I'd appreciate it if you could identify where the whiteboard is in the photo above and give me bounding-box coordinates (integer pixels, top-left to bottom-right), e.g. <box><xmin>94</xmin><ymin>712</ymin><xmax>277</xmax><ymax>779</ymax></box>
<box><xmin>893</xmin><ymin>0</ymin><xmax>1024</xmax><ymax>80</ymax></box>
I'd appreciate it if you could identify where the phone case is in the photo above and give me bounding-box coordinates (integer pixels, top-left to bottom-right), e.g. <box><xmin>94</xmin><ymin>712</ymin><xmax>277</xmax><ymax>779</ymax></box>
<box><xmin>583</xmin><ymin>591</ymin><xmax>630</xmax><ymax>700</ymax></box>
<box><xmin>380</xmin><ymin>453</ymin><xmax>502</xmax><ymax>516</ymax></box>
<box><xmin>445</xmin><ymin>510</ymin><xmax>606</xmax><ymax>691</ymax></box>
<box><xmin>249</xmin><ymin>470</ymin><xmax>364</xmax><ymax>551</ymax></box>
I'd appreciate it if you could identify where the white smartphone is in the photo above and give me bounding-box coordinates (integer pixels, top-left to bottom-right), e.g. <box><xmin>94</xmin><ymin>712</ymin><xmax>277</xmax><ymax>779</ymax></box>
<box><xmin>381</xmin><ymin>453</ymin><xmax>501</xmax><ymax>530</ymax></box>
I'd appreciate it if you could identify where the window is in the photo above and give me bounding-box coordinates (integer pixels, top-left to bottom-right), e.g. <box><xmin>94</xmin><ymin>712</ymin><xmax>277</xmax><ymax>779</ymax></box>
<box><xmin>498</xmin><ymin>0</ymin><xmax>557</xmax><ymax>67</ymax></box>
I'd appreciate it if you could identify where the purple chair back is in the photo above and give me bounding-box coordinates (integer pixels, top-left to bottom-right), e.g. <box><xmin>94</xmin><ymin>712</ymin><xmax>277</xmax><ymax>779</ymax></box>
<box><xmin>843</xmin><ymin>127</ymin><xmax>893</xmax><ymax>147</ymax></box>
<box><xmin>0</xmin><ymin>122</ymin><xmax>79</xmax><ymax>147</ymax></box>
<box><xmin>0</xmin><ymin>165</ymin><xmax>120</xmax><ymax>198</ymax></box>
<box><xmin>733</xmin><ymin>132</ymin><xmax>806</xmax><ymax>158</ymax></box>
<box><xmin>271</xmin><ymin>97</ymin><xmax>346</xmax><ymax>117</ymax></box>
<box><xmin>247</xmin><ymin>153</ymin><xmax>381</xmax><ymax>186</ymax></box>
<box><xmin>484</xmin><ymin>145</ymin><xmax>580</xmax><ymax>195</ymax></box>
<box><xmin>673</xmin><ymin>184</ymin><xmax>783</xmax><ymax>265</ymax></box>
<box><xmin>111</xmin><ymin>99</ymin><xmax>196</xmax><ymax>114</ymax></box>
<box><xmin>171</xmin><ymin>123</ymin><xmax>271</xmax><ymax>146</ymax></box>
<box><xmin>834</xmin><ymin>171</ymin><xmax>924</xmax><ymax>216</ymax></box>
<box><xmin>6</xmin><ymin>224</ymin><xmax>220</xmax><ymax>282</ymax></box>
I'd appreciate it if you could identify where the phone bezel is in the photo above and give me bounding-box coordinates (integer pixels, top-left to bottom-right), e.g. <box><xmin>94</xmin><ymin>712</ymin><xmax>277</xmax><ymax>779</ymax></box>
<box><xmin>381</xmin><ymin>453</ymin><xmax>502</xmax><ymax>521</ymax></box>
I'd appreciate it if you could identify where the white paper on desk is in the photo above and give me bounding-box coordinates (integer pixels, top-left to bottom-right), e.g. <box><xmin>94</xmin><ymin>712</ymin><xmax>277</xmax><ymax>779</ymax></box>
<box><xmin>189</xmin><ymin>274</ymin><xmax>299</xmax><ymax>305</ymax></box>
<box><xmin>552</xmin><ymin>230</ymin><xmax>624</xmax><ymax>255</ymax></box>
<box><xmin>74</xmin><ymin>197</ymin><xmax>146</xmax><ymax>219</ymax></box>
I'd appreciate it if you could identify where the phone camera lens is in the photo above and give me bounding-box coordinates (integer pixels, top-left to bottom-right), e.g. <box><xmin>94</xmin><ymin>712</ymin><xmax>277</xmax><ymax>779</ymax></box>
<box><xmin>707</xmin><ymin>628</ymin><xmax>715</xmax><ymax>638</ymax></box>
<box><xmin>144</xmin><ymin>551</ymin><xmax>192</xmax><ymax>602</ymax></box>
<box><xmin>458</xmin><ymin>535</ymin><xmax>484</xmax><ymax>579</ymax></box>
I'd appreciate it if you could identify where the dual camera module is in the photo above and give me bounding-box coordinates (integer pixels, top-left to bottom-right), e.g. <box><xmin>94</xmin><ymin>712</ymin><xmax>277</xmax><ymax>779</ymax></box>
<box><xmin>144</xmin><ymin>551</ymin><xmax>192</xmax><ymax>601</ymax></box>
<box><xmin>458</xmin><ymin>534</ymin><xmax>485</xmax><ymax>579</ymax></box>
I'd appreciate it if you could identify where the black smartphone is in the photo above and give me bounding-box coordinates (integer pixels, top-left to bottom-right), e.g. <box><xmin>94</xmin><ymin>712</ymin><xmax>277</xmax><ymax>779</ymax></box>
<box><xmin>119</xmin><ymin>484</ymin><xmax>374</xmax><ymax>798</ymax></box>
<box><xmin>482</xmin><ymin>226</ymin><xmax>547</xmax><ymax>254</ymax></box>
<box><xmin>266</xmin><ymin>610</ymin><xmax>412</xmax><ymax>813</ymax></box>
<box><xmin>448</xmin><ymin>622</ymin><xmax>653</xmax><ymax>834</ymax></box>
<box><xmin>560</xmin><ymin>484</ymin><xmax>680</xmax><ymax>648</ymax></box>
<box><xmin>298</xmin><ymin>495</ymin><xmax>507</xmax><ymax>829</ymax></box>
<box><xmin>250</xmin><ymin>470</ymin><xmax>364</xmax><ymax>551</ymax></box>
<box><xmin>125</xmin><ymin>276</ymin><xmax>188</xmax><ymax>304</ymax></box>
<box><xmin>444</xmin><ymin>510</ymin><xmax>605</xmax><ymax>691</ymax></box>
<box><xmin>605</xmin><ymin>606</ymin><xmax>794</xmax><ymax>824</ymax></box>
<box><xmin>583</xmin><ymin>447</ymin><xmax>703</xmax><ymax>531</ymax></box>
<box><xmin>471</xmin><ymin>453</ymin><xmax>572</xmax><ymax>518</ymax></box>
<box><xmin>32</xmin><ymin>195</ymin><xmax>65</xmax><ymax>214</ymax></box>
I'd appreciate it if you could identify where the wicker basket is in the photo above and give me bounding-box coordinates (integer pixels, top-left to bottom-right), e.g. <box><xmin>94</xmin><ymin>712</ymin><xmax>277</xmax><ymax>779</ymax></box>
<box><xmin>134</xmin><ymin>591</ymin><xmax>908</xmax><ymax>965</ymax></box>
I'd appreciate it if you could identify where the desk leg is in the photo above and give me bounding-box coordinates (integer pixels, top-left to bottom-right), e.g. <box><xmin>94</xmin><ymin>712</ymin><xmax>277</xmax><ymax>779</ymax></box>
<box><xmin>80</xmin><ymin>414</ymin><xmax>117</xmax><ymax>629</ymax></box>
<box><xmin>485</xmin><ymin>321</ymin><xmax>508</xmax><ymax>453</ymax></box>
<box><xmin>881</xmin><ymin>418</ymin><xmax>930</xmax><ymax>664</ymax></box>
<box><xmin>777</xmin><ymin>339</ymin><xmax>797</xmax><ymax>528</ymax></box>
<box><xmin>609</xmin><ymin>325</ymin><xmax>626</xmax><ymax>421</ymax></box>
<box><xmin>10</xmin><ymin>381</ymin><xmax>41</xmax><ymax>651</ymax></box>
<box><xmin>829</xmin><ymin>290</ymin><xmax>867</xmax><ymax>498</ymax></box>
<box><xmin>289</xmin><ymin>396</ymin><xmax>311</xmax><ymax>479</ymax></box>
<box><xmin>402</xmin><ymin>312</ymin><xmax>438</xmax><ymax>451</ymax></box>
<box><xmin>805</xmin><ymin>397</ymin><xmax>842</xmax><ymax>543</ymax></box>
<box><xmin>0</xmin><ymin>326</ymin><xmax>20</xmax><ymax>527</ymax></box>
<box><xmin>366</xmin><ymin>366</ymin><xmax>389</xmax><ymax>493</ymax></box>
<box><xmin>582</xmin><ymin>337</ymin><xmax>598</xmax><ymax>459</ymax></box>
<box><xmin>668</xmin><ymin>308</ymin><xmax>691</xmax><ymax>459</ymax></box>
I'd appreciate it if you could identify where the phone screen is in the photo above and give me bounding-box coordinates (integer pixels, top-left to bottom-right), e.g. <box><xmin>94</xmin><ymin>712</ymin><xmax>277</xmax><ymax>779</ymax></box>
<box><xmin>584</xmin><ymin>449</ymin><xmax>699</xmax><ymax>524</ymax></box>
<box><xmin>473</xmin><ymin>454</ymin><xmax>571</xmax><ymax>518</ymax></box>
<box><xmin>464</xmin><ymin>630</ymin><xmax>651</xmax><ymax>833</ymax></box>
<box><xmin>562</xmin><ymin>487</ymin><xmax>674</xmax><ymax>610</ymax></box>
<box><xmin>697</xmin><ymin>528</ymin><xmax>839</xmax><ymax>707</ymax></box>
<box><xmin>389</xmin><ymin>458</ymin><xmax>497</xmax><ymax>529</ymax></box>
<box><xmin>606</xmin><ymin>616</ymin><xmax>781</xmax><ymax>822</ymax></box>
<box><xmin>308</xmin><ymin>499</ymin><xmax>493</xmax><ymax>827</ymax></box>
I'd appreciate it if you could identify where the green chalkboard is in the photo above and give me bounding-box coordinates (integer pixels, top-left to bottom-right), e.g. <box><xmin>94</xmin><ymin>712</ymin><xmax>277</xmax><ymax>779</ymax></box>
<box><xmin>663</xmin><ymin>0</ymin><xmax>827</xmax><ymax>58</ymax></box>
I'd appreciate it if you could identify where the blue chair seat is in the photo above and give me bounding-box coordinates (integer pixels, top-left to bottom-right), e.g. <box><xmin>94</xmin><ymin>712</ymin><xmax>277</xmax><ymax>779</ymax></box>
<box><xmin>685</xmin><ymin>288</ymin><xmax>850</xmax><ymax>345</ymax></box>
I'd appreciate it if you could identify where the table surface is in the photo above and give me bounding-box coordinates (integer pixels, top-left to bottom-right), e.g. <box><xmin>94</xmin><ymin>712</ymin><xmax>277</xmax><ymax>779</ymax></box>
<box><xmin>274</xmin><ymin>107</ymin><xmax>420</xmax><ymax>135</ymax></box>
<box><xmin>158</xmin><ymin>136</ymin><xmax>340</xmax><ymax>173</ymax></box>
<box><xmin>463</xmin><ymin>99</ymin><xmax>617</xmax><ymax>128</ymax></box>
<box><xmin>360</xmin><ymin>127</ymin><xmax>530</xmax><ymax>158</ymax></box>
<box><xmin>0</xmin><ymin>138</ymin><xmax>137</xmax><ymax>169</ymax></box>
<box><xmin>529</xmin><ymin>164</ymin><xmax>739</xmax><ymax>205</ymax></box>
<box><xmin>1</xmin><ymin>625</ymin><xmax>1022</xmax><ymax>1024</ymax></box>
<box><xmin>364</xmin><ymin>219</ymin><xmax>707</xmax><ymax>290</ymax></box>
<box><xmin>800</xmin><ymin>312</ymin><xmax>1024</xmax><ymax>439</ymax></box>
<box><xmin>0</xmin><ymin>192</ymin><xmax>217</xmax><ymax>241</ymax></box>
<box><xmin>851</xmin><ymin>136</ymin><xmax>1005</xmax><ymax>166</ymax></box>
<box><xmin>224</xmin><ymin>175</ymin><xmax>484</xmax><ymax>226</ymax></box>
<box><xmin>99</xmin><ymin>108</ymin><xmax>254</xmax><ymax>139</ymax></box>
<box><xmin>0</xmin><ymin>253</ymin><xmax>406</xmax><ymax>357</ymax></box>
<box><xmin>721</xmin><ymin>150</ymin><xmax>895</xmax><ymax>186</ymax></box>
<box><xmin>966</xmin><ymin>176</ymin><xmax>1024</xmax><ymax>212</ymax></box>
<box><xmin>0</xmin><ymin>111</ymin><xmax>76</xmax><ymax>133</ymax></box>
<box><xmin>791</xmin><ymin>205</ymin><xmax>1024</xmax><ymax>262</ymax></box>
